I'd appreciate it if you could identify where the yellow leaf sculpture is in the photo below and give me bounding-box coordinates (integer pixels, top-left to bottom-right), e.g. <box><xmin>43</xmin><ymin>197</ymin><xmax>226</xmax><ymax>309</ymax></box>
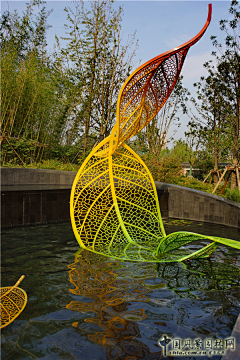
<box><xmin>0</xmin><ymin>275</ymin><xmax>27</xmax><ymax>329</ymax></box>
<box><xmin>70</xmin><ymin>4</ymin><xmax>240</xmax><ymax>262</ymax></box>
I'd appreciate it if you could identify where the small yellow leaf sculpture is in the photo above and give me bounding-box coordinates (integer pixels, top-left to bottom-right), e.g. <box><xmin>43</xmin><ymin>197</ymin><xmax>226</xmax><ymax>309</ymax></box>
<box><xmin>70</xmin><ymin>5</ymin><xmax>240</xmax><ymax>262</ymax></box>
<box><xmin>0</xmin><ymin>275</ymin><xmax>27</xmax><ymax>329</ymax></box>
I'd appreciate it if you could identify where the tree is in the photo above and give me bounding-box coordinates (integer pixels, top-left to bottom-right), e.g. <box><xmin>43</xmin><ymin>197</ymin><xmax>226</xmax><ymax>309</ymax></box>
<box><xmin>0</xmin><ymin>0</ymin><xmax>52</xmax><ymax>61</ymax></box>
<box><xmin>188</xmin><ymin>72</ymin><xmax>231</xmax><ymax>183</ymax></box>
<box><xmin>57</xmin><ymin>0</ymin><xmax>138</xmax><ymax>151</ymax></box>
<box><xmin>171</xmin><ymin>139</ymin><xmax>190</xmax><ymax>164</ymax></box>
<box><xmin>184</xmin><ymin>123</ymin><xmax>202</xmax><ymax>178</ymax></box>
<box><xmin>210</xmin><ymin>0</ymin><xmax>240</xmax><ymax>189</ymax></box>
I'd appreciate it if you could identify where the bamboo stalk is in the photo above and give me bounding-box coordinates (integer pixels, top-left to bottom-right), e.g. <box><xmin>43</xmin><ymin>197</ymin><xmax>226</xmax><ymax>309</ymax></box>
<box><xmin>18</xmin><ymin>90</ymin><xmax>38</xmax><ymax>138</ymax></box>
<box><xmin>4</xmin><ymin>73</ymin><xmax>25</xmax><ymax>136</ymax></box>
<box><xmin>9</xmin><ymin>58</ymin><xmax>32</xmax><ymax>136</ymax></box>
<box><xmin>1</xmin><ymin>49</ymin><xmax>20</xmax><ymax>128</ymax></box>
<box><xmin>0</xmin><ymin>133</ymin><xmax>6</xmax><ymax>145</ymax></box>
<box><xmin>212</xmin><ymin>166</ymin><xmax>228</xmax><ymax>194</ymax></box>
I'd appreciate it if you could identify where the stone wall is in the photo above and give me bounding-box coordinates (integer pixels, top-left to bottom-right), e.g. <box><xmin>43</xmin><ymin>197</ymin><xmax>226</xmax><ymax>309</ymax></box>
<box><xmin>1</xmin><ymin>168</ymin><xmax>76</xmax><ymax>228</ymax></box>
<box><xmin>2</xmin><ymin>188</ymin><xmax>71</xmax><ymax>228</ymax></box>
<box><xmin>1</xmin><ymin>167</ymin><xmax>77</xmax><ymax>186</ymax></box>
<box><xmin>156</xmin><ymin>182</ymin><xmax>240</xmax><ymax>229</ymax></box>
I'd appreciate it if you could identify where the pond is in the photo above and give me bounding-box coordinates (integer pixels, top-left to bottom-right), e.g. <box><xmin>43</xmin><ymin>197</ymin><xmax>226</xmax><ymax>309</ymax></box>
<box><xmin>1</xmin><ymin>220</ymin><xmax>240</xmax><ymax>360</ymax></box>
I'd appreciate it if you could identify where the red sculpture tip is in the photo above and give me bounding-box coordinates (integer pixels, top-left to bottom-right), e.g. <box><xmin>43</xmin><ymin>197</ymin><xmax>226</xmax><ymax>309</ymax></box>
<box><xmin>208</xmin><ymin>4</ymin><xmax>212</xmax><ymax>23</ymax></box>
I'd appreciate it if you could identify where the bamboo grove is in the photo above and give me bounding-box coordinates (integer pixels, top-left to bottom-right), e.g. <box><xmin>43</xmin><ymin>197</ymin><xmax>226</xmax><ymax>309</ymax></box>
<box><xmin>1</xmin><ymin>0</ymin><xmax>138</xmax><ymax>165</ymax></box>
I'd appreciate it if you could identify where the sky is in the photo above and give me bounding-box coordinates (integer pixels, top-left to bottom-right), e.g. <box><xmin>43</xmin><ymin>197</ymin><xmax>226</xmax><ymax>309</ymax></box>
<box><xmin>1</xmin><ymin>0</ymin><xmax>232</xmax><ymax>146</ymax></box>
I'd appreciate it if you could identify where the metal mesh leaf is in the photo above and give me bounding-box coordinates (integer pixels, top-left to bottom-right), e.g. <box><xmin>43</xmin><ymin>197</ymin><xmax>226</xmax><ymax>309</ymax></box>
<box><xmin>110</xmin><ymin>4</ymin><xmax>212</xmax><ymax>153</ymax></box>
<box><xmin>156</xmin><ymin>242</ymin><xmax>218</xmax><ymax>263</ymax></box>
<box><xmin>0</xmin><ymin>276</ymin><xmax>27</xmax><ymax>329</ymax></box>
<box><xmin>157</xmin><ymin>232</ymin><xmax>240</xmax><ymax>255</ymax></box>
<box><xmin>157</xmin><ymin>232</ymin><xmax>240</xmax><ymax>262</ymax></box>
<box><xmin>70</xmin><ymin>5</ymin><xmax>240</xmax><ymax>262</ymax></box>
<box><xmin>71</xmin><ymin>139</ymin><xmax>165</xmax><ymax>262</ymax></box>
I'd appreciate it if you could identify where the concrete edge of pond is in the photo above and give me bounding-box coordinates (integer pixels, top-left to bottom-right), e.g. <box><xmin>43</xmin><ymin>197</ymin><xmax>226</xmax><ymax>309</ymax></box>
<box><xmin>155</xmin><ymin>181</ymin><xmax>240</xmax><ymax>209</ymax></box>
<box><xmin>1</xmin><ymin>167</ymin><xmax>77</xmax><ymax>186</ymax></box>
<box><xmin>221</xmin><ymin>313</ymin><xmax>240</xmax><ymax>360</ymax></box>
<box><xmin>1</xmin><ymin>167</ymin><xmax>240</xmax><ymax>229</ymax></box>
<box><xmin>155</xmin><ymin>182</ymin><xmax>240</xmax><ymax>229</ymax></box>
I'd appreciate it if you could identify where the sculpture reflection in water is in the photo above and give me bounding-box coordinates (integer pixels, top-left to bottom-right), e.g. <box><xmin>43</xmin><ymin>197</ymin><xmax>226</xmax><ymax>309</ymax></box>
<box><xmin>157</xmin><ymin>256</ymin><xmax>240</xmax><ymax>299</ymax></box>
<box><xmin>70</xmin><ymin>4</ymin><xmax>240</xmax><ymax>263</ymax></box>
<box><xmin>66</xmin><ymin>249</ymin><xmax>162</xmax><ymax>360</ymax></box>
<box><xmin>66</xmin><ymin>249</ymin><xmax>240</xmax><ymax>358</ymax></box>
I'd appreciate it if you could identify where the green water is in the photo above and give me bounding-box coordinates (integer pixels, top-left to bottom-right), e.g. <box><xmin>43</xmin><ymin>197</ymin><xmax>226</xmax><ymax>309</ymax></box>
<box><xmin>1</xmin><ymin>220</ymin><xmax>240</xmax><ymax>360</ymax></box>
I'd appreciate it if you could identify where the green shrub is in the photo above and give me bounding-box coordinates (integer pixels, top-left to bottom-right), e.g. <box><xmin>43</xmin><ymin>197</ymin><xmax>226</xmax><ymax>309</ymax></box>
<box><xmin>1</xmin><ymin>138</ymin><xmax>82</xmax><ymax>166</ymax></box>
<box><xmin>2</xmin><ymin>159</ymin><xmax>80</xmax><ymax>172</ymax></box>
<box><xmin>225</xmin><ymin>188</ymin><xmax>240</xmax><ymax>203</ymax></box>
<box><xmin>172</xmin><ymin>176</ymin><xmax>226</xmax><ymax>196</ymax></box>
<box><xmin>77</xmin><ymin>149</ymin><xmax>94</xmax><ymax>165</ymax></box>
<box><xmin>1</xmin><ymin>138</ymin><xmax>38</xmax><ymax>165</ymax></box>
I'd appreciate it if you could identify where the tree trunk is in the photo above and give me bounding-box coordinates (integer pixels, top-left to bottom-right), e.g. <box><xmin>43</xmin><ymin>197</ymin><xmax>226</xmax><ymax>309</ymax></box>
<box><xmin>231</xmin><ymin>88</ymin><xmax>240</xmax><ymax>189</ymax></box>
<box><xmin>231</xmin><ymin>167</ymin><xmax>237</xmax><ymax>190</ymax></box>
<box><xmin>213</xmin><ymin>148</ymin><xmax>219</xmax><ymax>184</ymax></box>
<box><xmin>83</xmin><ymin>115</ymin><xmax>90</xmax><ymax>152</ymax></box>
<box><xmin>231</xmin><ymin>155</ymin><xmax>238</xmax><ymax>189</ymax></box>
<box><xmin>213</xmin><ymin>93</ymin><xmax>219</xmax><ymax>184</ymax></box>
<box><xmin>189</xmin><ymin>165</ymin><xmax>192</xmax><ymax>179</ymax></box>
<box><xmin>99</xmin><ymin>133</ymin><xmax>104</xmax><ymax>142</ymax></box>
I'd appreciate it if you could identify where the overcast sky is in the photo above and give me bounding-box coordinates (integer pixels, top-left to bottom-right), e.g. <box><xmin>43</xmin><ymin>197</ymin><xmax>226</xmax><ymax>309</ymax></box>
<box><xmin>2</xmin><ymin>1</ymin><xmax>232</xmax><ymax>145</ymax></box>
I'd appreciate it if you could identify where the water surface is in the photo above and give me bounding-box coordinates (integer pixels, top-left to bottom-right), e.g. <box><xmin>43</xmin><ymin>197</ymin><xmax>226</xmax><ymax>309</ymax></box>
<box><xmin>1</xmin><ymin>220</ymin><xmax>240</xmax><ymax>360</ymax></box>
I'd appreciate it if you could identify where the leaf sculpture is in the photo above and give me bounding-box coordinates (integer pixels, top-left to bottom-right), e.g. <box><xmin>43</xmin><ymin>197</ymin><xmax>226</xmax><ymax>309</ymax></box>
<box><xmin>70</xmin><ymin>4</ymin><xmax>240</xmax><ymax>262</ymax></box>
<box><xmin>0</xmin><ymin>275</ymin><xmax>27</xmax><ymax>329</ymax></box>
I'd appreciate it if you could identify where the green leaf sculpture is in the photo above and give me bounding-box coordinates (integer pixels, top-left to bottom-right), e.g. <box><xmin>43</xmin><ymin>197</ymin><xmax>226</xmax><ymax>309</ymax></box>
<box><xmin>70</xmin><ymin>4</ymin><xmax>240</xmax><ymax>262</ymax></box>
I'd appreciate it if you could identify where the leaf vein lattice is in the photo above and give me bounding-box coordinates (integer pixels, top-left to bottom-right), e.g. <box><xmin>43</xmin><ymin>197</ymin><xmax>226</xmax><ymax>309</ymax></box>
<box><xmin>0</xmin><ymin>276</ymin><xmax>27</xmax><ymax>329</ymax></box>
<box><xmin>70</xmin><ymin>5</ymin><xmax>240</xmax><ymax>262</ymax></box>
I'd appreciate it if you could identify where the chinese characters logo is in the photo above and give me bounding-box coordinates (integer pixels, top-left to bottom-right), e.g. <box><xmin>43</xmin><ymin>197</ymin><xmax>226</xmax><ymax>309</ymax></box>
<box><xmin>158</xmin><ymin>335</ymin><xmax>235</xmax><ymax>357</ymax></box>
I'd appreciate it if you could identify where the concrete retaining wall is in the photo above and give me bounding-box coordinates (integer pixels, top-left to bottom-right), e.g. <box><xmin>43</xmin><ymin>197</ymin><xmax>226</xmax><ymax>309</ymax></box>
<box><xmin>1</xmin><ymin>168</ymin><xmax>240</xmax><ymax>229</ymax></box>
<box><xmin>156</xmin><ymin>182</ymin><xmax>240</xmax><ymax>229</ymax></box>
<box><xmin>1</xmin><ymin>167</ymin><xmax>77</xmax><ymax>186</ymax></box>
<box><xmin>2</xmin><ymin>187</ymin><xmax>71</xmax><ymax>228</ymax></box>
